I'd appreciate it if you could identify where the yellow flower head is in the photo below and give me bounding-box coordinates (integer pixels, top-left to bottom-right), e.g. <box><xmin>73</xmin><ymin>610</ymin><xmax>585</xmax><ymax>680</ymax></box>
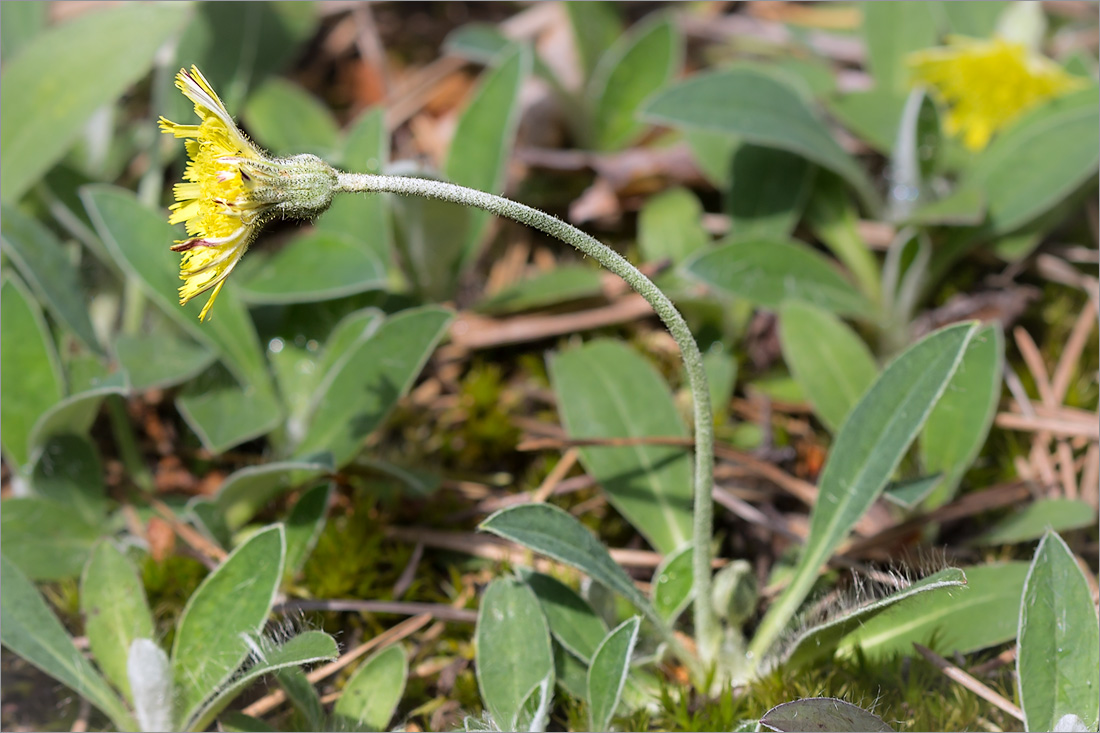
<box><xmin>160</xmin><ymin>66</ymin><xmax>336</xmax><ymax>320</ymax></box>
<box><xmin>909</xmin><ymin>37</ymin><xmax>1083</xmax><ymax>151</ymax></box>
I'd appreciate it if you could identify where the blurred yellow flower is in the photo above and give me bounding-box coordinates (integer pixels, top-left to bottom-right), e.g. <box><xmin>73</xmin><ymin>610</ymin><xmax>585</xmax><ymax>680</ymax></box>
<box><xmin>160</xmin><ymin>66</ymin><xmax>335</xmax><ymax>320</ymax></box>
<box><xmin>909</xmin><ymin>37</ymin><xmax>1083</xmax><ymax>151</ymax></box>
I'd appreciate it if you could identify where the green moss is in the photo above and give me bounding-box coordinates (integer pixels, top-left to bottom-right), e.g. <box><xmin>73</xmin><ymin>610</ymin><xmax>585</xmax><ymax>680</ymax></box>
<box><xmin>141</xmin><ymin>553</ymin><xmax>206</xmax><ymax>645</ymax></box>
<box><xmin>616</xmin><ymin>651</ymin><xmax>1019</xmax><ymax>732</ymax></box>
<box><xmin>301</xmin><ymin>494</ymin><xmax>399</xmax><ymax>603</ymax></box>
<box><xmin>439</xmin><ymin>361</ymin><xmax>523</xmax><ymax>469</ymax></box>
<box><xmin>39</xmin><ymin>578</ymin><xmax>80</xmax><ymax>629</ymax></box>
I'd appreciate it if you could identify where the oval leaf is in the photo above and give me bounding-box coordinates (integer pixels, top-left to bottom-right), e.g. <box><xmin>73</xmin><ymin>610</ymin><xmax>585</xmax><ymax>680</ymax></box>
<box><xmin>82</xmin><ymin>185</ymin><xmax>272</xmax><ymax>390</ymax></box>
<box><xmin>587</xmin><ymin>617</ymin><xmax>641</xmax><ymax>731</ymax></box>
<box><xmin>565</xmin><ymin>2</ymin><xmax>622</xmax><ymax>81</ymax></box>
<box><xmin>638</xmin><ymin>187</ymin><xmax>709</xmax><ymax>266</ymax></box>
<box><xmin>750</xmin><ymin>322</ymin><xmax>978</xmax><ymax>660</ymax></box>
<box><xmin>27</xmin><ymin>378</ymin><xmax>127</xmax><ymax>460</ymax></box>
<box><xmin>727</xmin><ymin>144</ymin><xmax>816</xmax><ymax>241</ymax></box>
<box><xmin>31</xmin><ymin>433</ymin><xmax>108</xmax><ymax>526</ymax></box>
<box><xmin>175</xmin><ymin>367</ymin><xmax>283</xmax><ymax>455</ymax></box>
<box><xmin>275</xmin><ymin>668</ymin><xmax>324</xmax><ymax>732</ymax></box>
<box><xmin>0</xmin><ymin>274</ymin><xmax>64</xmax><ymax>468</ymax></box>
<box><xmin>0</xmin><ymin>2</ymin><xmax>46</xmax><ymax>61</ymax></box>
<box><xmin>475</xmin><ymin>265</ymin><xmax>605</xmax><ymax>315</ymax></box>
<box><xmin>188</xmin><ymin>630</ymin><xmax>338</xmax><ymax>732</ymax></box>
<box><xmin>520</xmin><ymin>570</ymin><xmax>608</xmax><ymax>663</ymax></box>
<box><xmin>826</xmin><ymin>89</ymin><xmax>908</xmax><ymax>154</ymax></box>
<box><xmin>171</xmin><ymin>525</ymin><xmax>286</xmax><ymax>727</ymax></box>
<box><xmin>81</xmin><ymin>542</ymin><xmax>155</xmax><ymax>704</ymax></box>
<box><xmin>242</xmin><ymin>77</ymin><xmax>340</xmax><ymax>159</ymax></box>
<box><xmin>972</xmin><ymin>499</ymin><xmax>1098</xmax><ymax>546</ymax></box>
<box><xmin>238</xmin><ymin>231</ymin><xmax>386</xmax><ymax>304</ymax></box>
<box><xmin>963</xmin><ymin>86</ymin><xmax>1099</xmax><ymax>234</ymax></box>
<box><xmin>549</xmin><ymin>340</ymin><xmax>693</xmax><ymax>555</ymax></box>
<box><xmin>0</xmin><ymin>554</ymin><xmax>136</xmax><ymax>730</ymax></box>
<box><xmin>317</xmin><ymin>108</ymin><xmax>391</xmax><ymax>262</ymax></box>
<box><xmin>0</xmin><ymin>498</ymin><xmax>101</xmax><ymax>581</ymax></box>
<box><xmin>761</xmin><ymin>698</ymin><xmax>893</xmax><ymax>733</ymax></box>
<box><xmin>920</xmin><ymin>324</ymin><xmax>1003</xmax><ymax>506</ymax></box>
<box><xmin>115</xmin><ymin>329</ymin><xmax>215</xmax><ymax>392</ymax></box>
<box><xmin>476</xmin><ymin>577</ymin><xmax>555</xmax><ymax>732</ymax></box>
<box><xmin>862</xmin><ymin>2</ymin><xmax>939</xmax><ymax>94</ymax></box>
<box><xmin>445</xmin><ymin>45</ymin><xmax>530</xmax><ymax>271</ymax></box>
<box><xmin>942</xmin><ymin>2</ymin><xmax>1009</xmax><ymax>36</ymax></box>
<box><xmin>686</xmin><ymin>239</ymin><xmax>873</xmax><ymax>317</ymax></box>
<box><xmin>643</xmin><ymin>68</ymin><xmax>879</xmax><ymax>209</ymax></box>
<box><xmin>1018</xmin><ymin>532</ymin><xmax>1100</xmax><ymax>732</ymax></box>
<box><xmin>293</xmin><ymin>306</ymin><xmax>453</xmax><ymax>467</ymax></box>
<box><xmin>334</xmin><ymin>645</ymin><xmax>409</xmax><ymax>732</ymax></box>
<box><xmin>651</xmin><ymin>544</ymin><xmax>694</xmax><ymax>623</ymax></box>
<box><xmin>284</xmin><ymin>483</ymin><xmax>333</xmax><ymax>578</ymax></box>
<box><xmin>480</xmin><ymin>504</ymin><xmax>655</xmax><ymax>622</ymax></box>
<box><xmin>0</xmin><ymin>3</ymin><xmax>191</xmax><ymax>201</ymax></box>
<box><xmin>588</xmin><ymin>16</ymin><xmax>680</xmax><ymax>150</ymax></box>
<box><xmin>272</xmin><ymin>306</ymin><xmax>385</xmax><ymax>433</ymax></box>
<box><xmin>214</xmin><ymin>460</ymin><xmax>332</xmax><ymax>530</ymax></box>
<box><xmin>837</xmin><ymin>562</ymin><xmax>1029</xmax><ymax>659</ymax></box>
<box><xmin>0</xmin><ymin>203</ymin><xmax>101</xmax><ymax>354</ymax></box>
<box><xmin>784</xmin><ymin>567</ymin><xmax>967</xmax><ymax>669</ymax></box>
<box><xmin>779</xmin><ymin>301</ymin><xmax>878</xmax><ymax>432</ymax></box>
<box><xmin>390</xmin><ymin>180</ymin><xmax>473</xmax><ymax>302</ymax></box>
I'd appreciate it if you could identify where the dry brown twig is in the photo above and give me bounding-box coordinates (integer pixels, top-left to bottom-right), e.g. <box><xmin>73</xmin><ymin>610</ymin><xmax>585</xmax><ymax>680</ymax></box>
<box><xmin>1017</xmin><ymin>325</ymin><xmax>1079</xmax><ymax>497</ymax></box>
<box><xmin>148</xmin><ymin>498</ymin><xmax>226</xmax><ymax>565</ymax></box>
<box><xmin>845</xmin><ymin>481</ymin><xmax>1033</xmax><ymax>558</ymax></box>
<box><xmin>393</xmin><ymin>541</ymin><xmax>425</xmax><ymax>599</ymax></box>
<box><xmin>70</xmin><ymin>699</ymin><xmax>91</xmax><ymax>733</ymax></box>
<box><xmin>914</xmin><ymin>644</ymin><xmax>1025</xmax><ymax>723</ymax></box>
<box><xmin>531</xmin><ymin>447</ymin><xmax>579</xmax><ymax>503</ymax></box>
<box><xmin>384</xmin><ymin>525</ymin><xmax>722</xmax><ymax>571</ymax></box>
<box><xmin>446</xmin><ymin>474</ymin><xmax>596</xmax><ymax>522</ymax></box>
<box><xmin>1006</xmin><ymin>316</ymin><xmax>1100</xmax><ymax>499</ymax></box>
<box><xmin>450</xmin><ymin>293</ymin><xmax>657</xmax><ymax>350</ymax></box>
<box><xmin>275</xmin><ymin>599</ymin><xmax>477</xmax><ymax>624</ymax></box>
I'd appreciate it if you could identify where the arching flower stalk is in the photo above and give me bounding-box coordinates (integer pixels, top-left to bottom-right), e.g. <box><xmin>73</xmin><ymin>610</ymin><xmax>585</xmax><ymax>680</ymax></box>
<box><xmin>160</xmin><ymin>67</ymin><xmax>718</xmax><ymax>676</ymax></box>
<box><xmin>159</xmin><ymin>66</ymin><xmax>336</xmax><ymax>320</ymax></box>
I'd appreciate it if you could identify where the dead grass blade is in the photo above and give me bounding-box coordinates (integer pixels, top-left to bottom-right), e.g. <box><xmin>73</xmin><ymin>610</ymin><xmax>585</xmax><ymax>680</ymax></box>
<box><xmin>914</xmin><ymin>644</ymin><xmax>1024</xmax><ymax>723</ymax></box>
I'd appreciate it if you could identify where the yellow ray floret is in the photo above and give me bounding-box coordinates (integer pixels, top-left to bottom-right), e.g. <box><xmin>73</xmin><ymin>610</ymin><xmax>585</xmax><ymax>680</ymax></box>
<box><xmin>158</xmin><ymin>66</ymin><xmax>269</xmax><ymax>320</ymax></box>
<box><xmin>170</xmin><ymin>227</ymin><xmax>256</xmax><ymax>321</ymax></box>
<box><xmin>161</xmin><ymin>66</ymin><xmax>337</xmax><ymax>320</ymax></box>
<box><xmin>909</xmin><ymin>37</ymin><xmax>1083</xmax><ymax>151</ymax></box>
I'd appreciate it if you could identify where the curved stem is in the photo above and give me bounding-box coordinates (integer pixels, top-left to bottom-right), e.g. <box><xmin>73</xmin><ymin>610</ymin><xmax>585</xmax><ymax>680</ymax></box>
<box><xmin>336</xmin><ymin>172</ymin><xmax>718</xmax><ymax>670</ymax></box>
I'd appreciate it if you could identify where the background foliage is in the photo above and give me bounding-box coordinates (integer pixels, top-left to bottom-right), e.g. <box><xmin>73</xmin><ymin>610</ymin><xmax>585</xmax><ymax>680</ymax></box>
<box><xmin>1</xmin><ymin>2</ymin><xmax>1098</xmax><ymax>732</ymax></box>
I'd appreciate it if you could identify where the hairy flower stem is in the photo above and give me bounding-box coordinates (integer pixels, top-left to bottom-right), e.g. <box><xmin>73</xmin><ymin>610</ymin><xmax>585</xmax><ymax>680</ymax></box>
<box><xmin>336</xmin><ymin>172</ymin><xmax>718</xmax><ymax>674</ymax></box>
